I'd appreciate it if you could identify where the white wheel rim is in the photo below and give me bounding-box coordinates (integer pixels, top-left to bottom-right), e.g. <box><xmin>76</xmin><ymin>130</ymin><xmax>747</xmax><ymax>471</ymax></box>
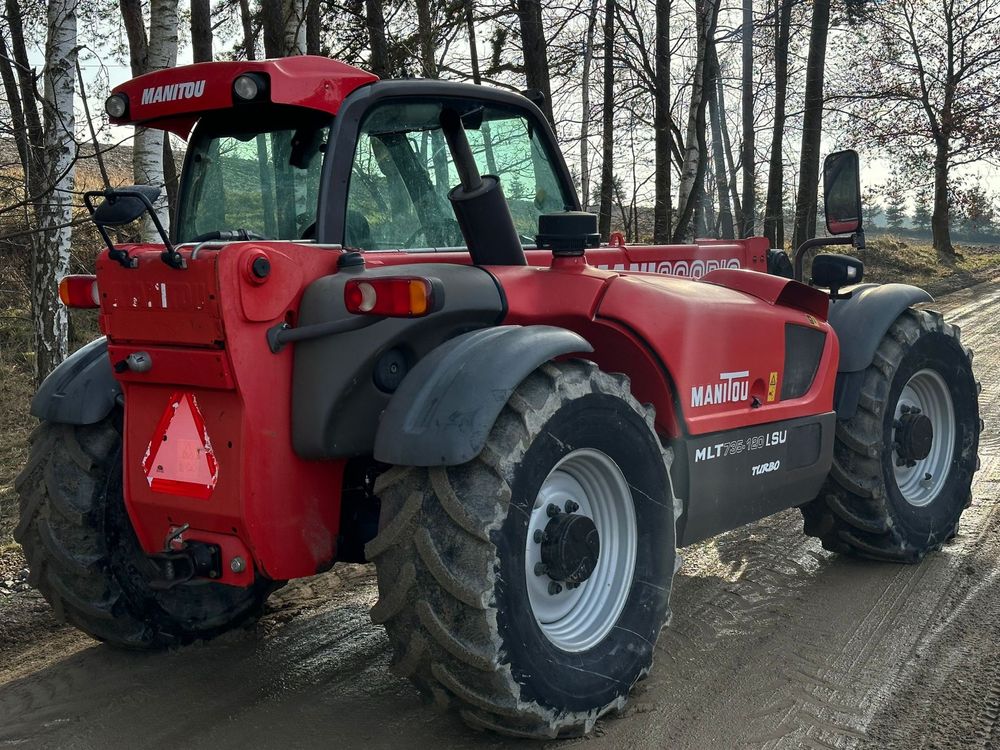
<box><xmin>892</xmin><ymin>368</ymin><xmax>956</xmax><ymax>507</ymax></box>
<box><xmin>524</xmin><ymin>448</ymin><xmax>637</xmax><ymax>653</ymax></box>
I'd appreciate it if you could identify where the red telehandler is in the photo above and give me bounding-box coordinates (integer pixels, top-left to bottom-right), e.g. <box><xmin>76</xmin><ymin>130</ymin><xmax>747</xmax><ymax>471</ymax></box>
<box><xmin>16</xmin><ymin>56</ymin><xmax>980</xmax><ymax>737</ymax></box>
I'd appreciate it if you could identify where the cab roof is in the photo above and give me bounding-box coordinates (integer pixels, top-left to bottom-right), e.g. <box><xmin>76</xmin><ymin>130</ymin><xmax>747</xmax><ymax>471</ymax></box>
<box><xmin>108</xmin><ymin>56</ymin><xmax>379</xmax><ymax>138</ymax></box>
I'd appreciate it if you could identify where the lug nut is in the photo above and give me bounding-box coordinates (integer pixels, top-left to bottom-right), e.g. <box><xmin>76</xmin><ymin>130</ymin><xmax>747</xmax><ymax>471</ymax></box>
<box><xmin>533</xmin><ymin>529</ymin><xmax>545</xmax><ymax>544</ymax></box>
<box><xmin>548</xmin><ymin>581</ymin><xmax>563</xmax><ymax>595</ymax></box>
<box><xmin>565</xmin><ymin>500</ymin><xmax>579</xmax><ymax>513</ymax></box>
<box><xmin>546</xmin><ymin>503</ymin><xmax>561</xmax><ymax>517</ymax></box>
<box><xmin>230</xmin><ymin>556</ymin><xmax>246</xmax><ymax>573</ymax></box>
<box><xmin>534</xmin><ymin>562</ymin><xmax>548</xmax><ymax>577</ymax></box>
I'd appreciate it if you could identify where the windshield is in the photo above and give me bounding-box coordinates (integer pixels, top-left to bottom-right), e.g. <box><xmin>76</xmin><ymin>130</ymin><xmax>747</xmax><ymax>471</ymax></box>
<box><xmin>175</xmin><ymin>108</ymin><xmax>331</xmax><ymax>243</ymax></box>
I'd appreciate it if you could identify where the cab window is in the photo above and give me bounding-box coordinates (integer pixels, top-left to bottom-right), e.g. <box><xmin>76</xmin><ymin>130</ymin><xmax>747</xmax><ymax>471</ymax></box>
<box><xmin>345</xmin><ymin>100</ymin><xmax>572</xmax><ymax>251</ymax></box>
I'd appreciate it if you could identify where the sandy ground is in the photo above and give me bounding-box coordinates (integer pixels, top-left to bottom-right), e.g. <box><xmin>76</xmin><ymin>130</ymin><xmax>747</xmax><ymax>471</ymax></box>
<box><xmin>0</xmin><ymin>278</ymin><xmax>998</xmax><ymax>749</ymax></box>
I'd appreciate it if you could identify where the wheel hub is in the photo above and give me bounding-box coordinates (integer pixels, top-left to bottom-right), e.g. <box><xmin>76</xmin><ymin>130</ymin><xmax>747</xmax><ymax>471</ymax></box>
<box><xmin>540</xmin><ymin>511</ymin><xmax>600</xmax><ymax>584</ymax></box>
<box><xmin>895</xmin><ymin>408</ymin><xmax>934</xmax><ymax>466</ymax></box>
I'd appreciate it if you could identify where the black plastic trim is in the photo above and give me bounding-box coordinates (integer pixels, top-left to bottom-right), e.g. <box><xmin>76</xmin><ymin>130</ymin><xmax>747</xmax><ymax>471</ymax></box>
<box><xmin>828</xmin><ymin>283</ymin><xmax>933</xmax><ymax>372</ymax></box>
<box><xmin>30</xmin><ymin>337</ymin><xmax>121</xmax><ymax>425</ymax></box>
<box><xmin>672</xmin><ymin>412</ymin><xmax>836</xmax><ymax>546</ymax></box>
<box><xmin>373</xmin><ymin>325</ymin><xmax>592</xmax><ymax>466</ymax></box>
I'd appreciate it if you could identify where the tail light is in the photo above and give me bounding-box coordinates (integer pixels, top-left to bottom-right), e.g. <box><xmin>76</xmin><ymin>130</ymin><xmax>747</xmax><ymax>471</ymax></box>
<box><xmin>58</xmin><ymin>275</ymin><xmax>100</xmax><ymax>308</ymax></box>
<box><xmin>344</xmin><ymin>277</ymin><xmax>440</xmax><ymax>317</ymax></box>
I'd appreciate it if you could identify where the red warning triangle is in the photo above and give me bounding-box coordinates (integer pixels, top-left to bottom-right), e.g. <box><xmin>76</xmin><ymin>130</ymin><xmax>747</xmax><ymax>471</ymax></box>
<box><xmin>143</xmin><ymin>391</ymin><xmax>219</xmax><ymax>499</ymax></box>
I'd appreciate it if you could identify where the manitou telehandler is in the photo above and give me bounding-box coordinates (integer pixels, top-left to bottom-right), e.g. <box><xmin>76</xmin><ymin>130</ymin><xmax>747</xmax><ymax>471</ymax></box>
<box><xmin>17</xmin><ymin>56</ymin><xmax>980</xmax><ymax>737</ymax></box>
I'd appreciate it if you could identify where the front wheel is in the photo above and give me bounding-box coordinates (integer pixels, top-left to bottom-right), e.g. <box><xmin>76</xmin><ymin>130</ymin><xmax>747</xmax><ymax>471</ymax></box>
<box><xmin>802</xmin><ymin>308</ymin><xmax>981</xmax><ymax>561</ymax></box>
<box><xmin>367</xmin><ymin>361</ymin><xmax>678</xmax><ymax>738</ymax></box>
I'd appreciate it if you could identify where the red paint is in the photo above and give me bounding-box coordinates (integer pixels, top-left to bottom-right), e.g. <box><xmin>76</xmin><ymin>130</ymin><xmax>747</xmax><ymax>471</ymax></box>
<box><xmin>108</xmin><ymin>56</ymin><xmax>378</xmax><ymax>137</ymax></box>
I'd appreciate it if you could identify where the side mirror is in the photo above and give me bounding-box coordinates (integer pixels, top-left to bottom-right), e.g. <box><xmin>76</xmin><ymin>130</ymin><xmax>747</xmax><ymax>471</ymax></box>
<box><xmin>823</xmin><ymin>150</ymin><xmax>863</xmax><ymax>235</ymax></box>
<box><xmin>811</xmin><ymin>253</ymin><xmax>864</xmax><ymax>299</ymax></box>
<box><xmin>91</xmin><ymin>185</ymin><xmax>161</xmax><ymax>226</ymax></box>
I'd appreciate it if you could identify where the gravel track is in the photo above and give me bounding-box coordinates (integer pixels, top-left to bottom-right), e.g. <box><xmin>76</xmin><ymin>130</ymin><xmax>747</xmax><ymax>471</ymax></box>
<box><xmin>0</xmin><ymin>278</ymin><xmax>997</xmax><ymax>749</ymax></box>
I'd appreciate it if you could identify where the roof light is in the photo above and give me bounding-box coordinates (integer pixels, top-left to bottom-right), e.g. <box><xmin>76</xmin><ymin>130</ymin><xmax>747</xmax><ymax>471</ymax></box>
<box><xmin>233</xmin><ymin>73</ymin><xmax>267</xmax><ymax>102</ymax></box>
<box><xmin>344</xmin><ymin>277</ymin><xmax>441</xmax><ymax>317</ymax></box>
<box><xmin>105</xmin><ymin>93</ymin><xmax>128</xmax><ymax>119</ymax></box>
<box><xmin>58</xmin><ymin>275</ymin><xmax>100</xmax><ymax>309</ymax></box>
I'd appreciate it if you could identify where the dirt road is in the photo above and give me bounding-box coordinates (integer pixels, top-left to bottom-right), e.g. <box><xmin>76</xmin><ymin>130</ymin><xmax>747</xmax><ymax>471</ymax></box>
<box><xmin>1</xmin><ymin>279</ymin><xmax>998</xmax><ymax>749</ymax></box>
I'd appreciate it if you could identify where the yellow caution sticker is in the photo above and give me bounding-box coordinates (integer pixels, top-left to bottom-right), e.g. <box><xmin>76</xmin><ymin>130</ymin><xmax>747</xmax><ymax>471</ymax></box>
<box><xmin>767</xmin><ymin>371</ymin><xmax>778</xmax><ymax>402</ymax></box>
<box><xmin>806</xmin><ymin>314</ymin><xmax>820</xmax><ymax>327</ymax></box>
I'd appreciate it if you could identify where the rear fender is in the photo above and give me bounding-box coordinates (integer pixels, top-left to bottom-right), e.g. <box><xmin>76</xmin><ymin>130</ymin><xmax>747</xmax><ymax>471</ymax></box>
<box><xmin>30</xmin><ymin>337</ymin><xmax>121</xmax><ymax>425</ymax></box>
<box><xmin>373</xmin><ymin>325</ymin><xmax>592</xmax><ymax>466</ymax></box>
<box><xmin>828</xmin><ymin>283</ymin><xmax>933</xmax><ymax>418</ymax></box>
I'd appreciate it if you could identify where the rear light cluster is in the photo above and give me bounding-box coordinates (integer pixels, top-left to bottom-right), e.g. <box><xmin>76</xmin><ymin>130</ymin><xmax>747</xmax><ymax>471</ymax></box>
<box><xmin>344</xmin><ymin>277</ymin><xmax>439</xmax><ymax>317</ymax></box>
<box><xmin>58</xmin><ymin>275</ymin><xmax>100</xmax><ymax>309</ymax></box>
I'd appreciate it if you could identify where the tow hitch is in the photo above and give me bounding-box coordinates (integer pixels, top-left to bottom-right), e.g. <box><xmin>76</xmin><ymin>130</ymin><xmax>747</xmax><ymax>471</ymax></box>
<box><xmin>148</xmin><ymin>525</ymin><xmax>223</xmax><ymax>589</ymax></box>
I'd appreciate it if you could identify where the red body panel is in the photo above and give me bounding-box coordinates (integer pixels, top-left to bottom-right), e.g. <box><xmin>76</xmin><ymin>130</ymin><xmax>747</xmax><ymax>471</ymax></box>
<box><xmin>98</xmin><ymin>243</ymin><xmax>343</xmax><ymax>582</ymax></box>
<box><xmin>108</xmin><ymin>56</ymin><xmax>378</xmax><ymax>137</ymax></box>
<box><xmin>96</xmin><ymin>236</ymin><xmax>818</xmax><ymax>585</ymax></box>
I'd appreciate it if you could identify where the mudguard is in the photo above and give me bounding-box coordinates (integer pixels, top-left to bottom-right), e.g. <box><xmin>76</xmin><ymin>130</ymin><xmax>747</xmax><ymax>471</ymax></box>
<box><xmin>828</xmin><ymin>283</ymin><xmax>933</xmax><ymax>418</ymax></box>
<box><xmin>30</xmin><ymin>337</ymin><xmax>121</xmax><ymax>424</ymax></box>
<box><xmin>373</xmin><ymin>325</ymin><xmax>592</xmax><ymax>466</ymax></box>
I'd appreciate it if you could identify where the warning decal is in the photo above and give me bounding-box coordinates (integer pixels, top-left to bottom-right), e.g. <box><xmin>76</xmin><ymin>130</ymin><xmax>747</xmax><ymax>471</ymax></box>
<box><xmin>767</xmin><ymin>371</ymin><xmax>779</xmax><ymax>403</ymax></box>
<box><xmin>142</xmin><ymin>391</ymin><xmax>218</xmax><ymax>499</ymax></box>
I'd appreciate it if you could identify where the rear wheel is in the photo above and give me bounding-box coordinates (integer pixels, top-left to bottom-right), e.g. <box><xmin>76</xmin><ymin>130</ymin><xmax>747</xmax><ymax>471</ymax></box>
<box><xmin>367</xmin><ymin>361</ymin><xmax>678</xmax><ymax>738</ymax></box>
<box><xmin>14</xmin><ymin>412</ymin><xmax>275</xmax><ymax>648</ymax></box>
<box><xmin>802</xmin><ymin>309</ymin><xmax>981</xmax><ymax>561</ymax></box>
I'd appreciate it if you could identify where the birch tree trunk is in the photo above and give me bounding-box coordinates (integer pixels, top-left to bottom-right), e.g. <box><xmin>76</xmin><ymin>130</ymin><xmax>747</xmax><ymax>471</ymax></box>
<box><xmin>708</xmin><ymin>44</ymin><xmax>733</xmax><ymax>237</ymax></box>
<box><xmin>32</xmin><ymin>0</ymin><xmax>77</xmax><ymax>383</ymax></box>
<box><xmin>128</xmin><ymin>0</ymin><xmax>178</xmax><ymax>242</ymax></box>
<box><xmin>673</xmin><ymin>0</ymin><xmax>719</xmax><ymax>241</ymax></box>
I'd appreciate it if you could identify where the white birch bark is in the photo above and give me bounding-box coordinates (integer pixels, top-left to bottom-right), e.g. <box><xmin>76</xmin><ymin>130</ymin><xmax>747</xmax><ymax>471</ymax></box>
<box><xmin>32</xmin><ymin>0</ymin><xmax>77</xmax><ymax>381</ymax></box>
<box><xmin>676</xmin><ymin>5</ymin><xmax>708</xmax><ymax>220</ymax></box>
<box><xmin>134</xmin><ymin>0</ymin><xmax>178</xmax><ymax>241</ymax></box>
<box><xmin>283</xmin><ymin>0</ymin><xmax>307</xmax><ymax>54</ymax></box>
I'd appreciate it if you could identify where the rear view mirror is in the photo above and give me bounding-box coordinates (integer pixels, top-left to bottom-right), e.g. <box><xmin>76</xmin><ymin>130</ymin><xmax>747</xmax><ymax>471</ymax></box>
<box><xmin>91</xmin><ymin>185</ymin><xmax>161</xmax><ymax>226</ymax></box>
<box><xmin>823</xmin><ymin>150</ymin><xmax>863</xmax><ymax>235</ymax></box>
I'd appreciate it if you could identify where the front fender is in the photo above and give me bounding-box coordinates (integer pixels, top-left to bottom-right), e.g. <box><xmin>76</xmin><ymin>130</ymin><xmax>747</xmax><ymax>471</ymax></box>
<box><xmin>828</xmin><ymin>283</ymin><xmax>933</xmax><ymax>419</ymax></box>
<box><xmin>373</xmin><ymin>325</ymin><xmax>592</xmax><ymax>467</ymax></box>
<box><xmin>31</xmin><ymin>337</ymin><xmax>121</xmax><ymax>424</ymax></box>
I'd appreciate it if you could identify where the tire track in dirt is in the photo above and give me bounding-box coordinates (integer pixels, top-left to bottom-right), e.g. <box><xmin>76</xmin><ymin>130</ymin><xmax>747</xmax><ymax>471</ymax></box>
<box><xmin>0</xmin><ymin>278</ymin><xmax>997</xmax><ymax>750</ymax></box>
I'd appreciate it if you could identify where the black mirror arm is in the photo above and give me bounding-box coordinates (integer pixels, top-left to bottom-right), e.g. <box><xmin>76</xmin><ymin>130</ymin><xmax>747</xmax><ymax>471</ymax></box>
<box><xmin>83</xmin><ymin>189</ymin><xmax>180</xmax><ymax>269</ymax></box>
<box><xmin>793</xmin><ymin>235</ymin><xmax>856</xmax><ymax>282</ymax></box>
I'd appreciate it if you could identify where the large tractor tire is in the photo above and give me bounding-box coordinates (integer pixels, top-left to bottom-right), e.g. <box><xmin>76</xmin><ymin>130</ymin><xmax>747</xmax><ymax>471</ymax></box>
<box><xmin>14</xmin><ymin>412</ymin><xmax>274</xmax><ymax>648</ymax></box>
<box><xmin>367</xmin><ymin>361</ymin><xmax>678</xmax><ymax>738</ymax></box>
<box><xmin>802</xmin><ymin>308</ymin><xmax>981</xmax><ymax>562</ymax></box>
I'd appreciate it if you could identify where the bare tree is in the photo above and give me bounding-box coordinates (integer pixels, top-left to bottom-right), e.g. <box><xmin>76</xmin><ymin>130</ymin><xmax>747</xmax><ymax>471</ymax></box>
<box><xmin>673</xmin><ymin>0</ymin><xmax>720</xmax><ymax>241</ymax></box>
<box><xmin>597</xmin><ymin>0</ymin><xmax>615</xmax><ymax>240</ymax></box>
<box><xmin>365</xmin><ymin>0</ymin><xmax>391</xmax><ymax>76</ymax></box>
<box><xmin>838</xmin><ymin>0</ymin><xmax>1000</xmax><ymax>255</ymax></box>
<box><xmin>120</xmin><ymin>0</ymin><xmax>179</xmax><ymax>241</ymax></box>
<box><xmin>262</xmin><ymin>0</ymin><xmax>305</xmax><ymax>57</ymax></box>
<box><xmin>191</xmin><ymin>0</ymin><xmax>213</xmax><ymax>62</ymax></box>
<box><xmin>763</xmin><ymin>0</ymin><xmax>791</xmax><ymax>248</ymax></box>
<box><xmin>708</xmin><ymin>43</ymin><xmax>734</xmax><ymax>237</ymax></box>
<box><xmin>517</xmin><ymin>0</ymin><xmax>555</xmax><ymax>125</ymax></box>
<box><xmin>580</xmin><ymin>0</ymin><xmax>600</xmax><ymax>212</ymax></box>
<box><xmin>652</xmin><ymin>0</ymin><xmax>672</xmax><ymax>241</ymax></box>
<box><xmin>792</xmin><ymin>0</ymin><xmax>830</xmax><ymax>249</ymax></box>
<box><xmin>34</xmin><ymin>0</ymin><xmax>78</xmax><ymax>381</ymax></box>
<box><xmin>740</xmin><ymin>0</ymin><xmax>754</xmax><ymax>236</ymax></box>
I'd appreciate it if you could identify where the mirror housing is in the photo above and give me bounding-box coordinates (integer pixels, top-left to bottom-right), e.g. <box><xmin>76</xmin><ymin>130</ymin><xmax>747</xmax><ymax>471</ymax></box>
<box><xmin>91</xmin><ymin>185</ymin><xmax>161</xmax><ymax>226</ymax></box>
<box><xmin>811</xmin><ymin>253</ymin><xmax>864</xmax><ymax>299</ymax></box>
<box><xmin>823</xmin><ymin>150</ymin><xmax>863</xmax><ymax>235</ymax></box>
